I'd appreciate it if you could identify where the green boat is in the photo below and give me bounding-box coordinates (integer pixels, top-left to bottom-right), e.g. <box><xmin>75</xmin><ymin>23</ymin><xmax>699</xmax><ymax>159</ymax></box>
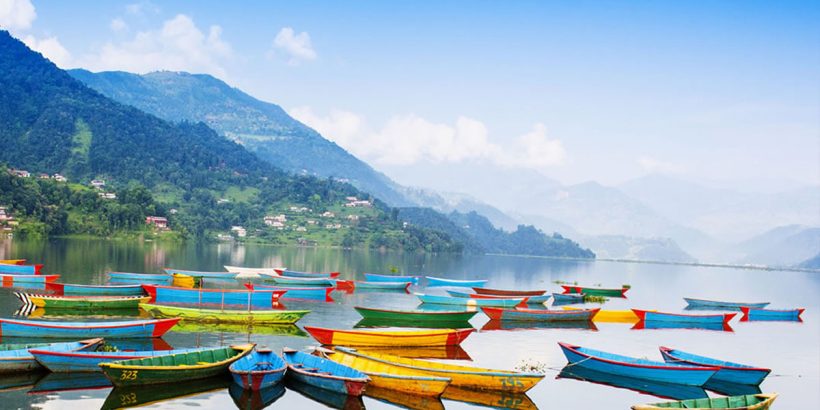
<box><xmin>139</xmin><ymin>303</ymin><xmax>310</xmax><ymax>324</ymax></box>
<box><xmin>354</xmin><ymin>306</ymin><xmax>478</xmax><ymax>323</ymax></box>
<box><xmin>18</xmin><ymin>293</ymin><xmax>151</xmax><ymax>310</ymax></box>
<box><xmin>560</xmin><ymin>285</ymin><xmax>629</xmax><ymax>297</ymax></box>
<box><xmin>632</xmin><ymin>393</ymin><xmax>777</xmax><ymax>410</ymax></box>
<box><xmin>99</xmin><ymin>344</ymin><xmax>254</xmax><ymax>387</ymax></box>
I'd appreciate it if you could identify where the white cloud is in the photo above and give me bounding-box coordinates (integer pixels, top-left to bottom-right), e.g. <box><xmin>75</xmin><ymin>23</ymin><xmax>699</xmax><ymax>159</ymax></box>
<box><xmin>289</xmin><ymin>107</ymin><xmax>566</xmax><ymax>171</ymax></box>
<box><xmin>638</xmin><ymin>156</ymin><xmax>682</xmax><ymax>174</ymax></box>
<box><xmin>272</xmin><ymin>27</ymin><xmax>316</xmax><ymax>65</ymax></box>
<box><xmin>0</xmin><ymin>0</ymin><xmax>36</xmax><ymax>31</ymax></box>
<box><xmin>23</xmin><ymin>34</ymin><xmax>71</xmax><ymax>66</ymax></box>
<box><xmin>79</xmin><ymin>14</ymin><xmax>233</xmax><ymax>77</ymax></box>
<box><xmin>110</xmin><ymin>17</ymin><xmax>127</xmax><ymax>32</ymax></box>
<box><xmin>125</xmin><ymin>1</ymin><xmax>159</xmax><ymax>16</ymax></box>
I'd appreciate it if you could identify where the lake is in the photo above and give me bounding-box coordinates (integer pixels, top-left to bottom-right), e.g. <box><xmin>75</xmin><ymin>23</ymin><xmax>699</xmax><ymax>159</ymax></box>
<box><xmin>0</xmin><ymin>238</ymin><xmax>817</xmax><ymax>409</ymax></box>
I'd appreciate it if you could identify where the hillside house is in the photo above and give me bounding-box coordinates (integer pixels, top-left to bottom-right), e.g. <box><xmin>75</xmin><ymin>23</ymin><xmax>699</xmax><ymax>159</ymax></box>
<box><xmin>52</xmin><ymin>174</ymin><xmax>67</xmax><ymax>182</ymax></box>
<box><xmin>321</xmin><ymin>211</ymin><xmax>335</xmax><ymax>218</ymax></box>
<box><xmin>8</xmin><ymin>169</ymin><xmax>30</xmax><ymax>178</ymax></box>
<box><xmin>145</xmin><ymin>216</ymin><xmax>168</xmax><ymax>229</ymax></box>
<box><xmin>90</xmin><ymin>179</ymin><xmax>106</xmax><ymax>189</ymax></box>
<box><xmin>344</xmin><ymin>196</ymin><xmax>372</xmax><ymax>207</ymax></box>
<box><xmin>231</xmin><ymin>226</ymin><xmax>247</xmax><ymax>237</ymax></box>
<box><xmin>99</xmin><ymin>192</ymin><xmax>117</xmax><ymax>200</ymax></box>
<box><xmin>264</xmin><ymin>215</ymin><xmax>287</xmax><ymax>226</ymax></box>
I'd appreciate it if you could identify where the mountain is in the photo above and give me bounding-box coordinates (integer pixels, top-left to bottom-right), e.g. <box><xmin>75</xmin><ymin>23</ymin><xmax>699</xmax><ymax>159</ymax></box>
<box><xmin>578</xmin><ymin>235</ymin><xmax>697</xmax><ymax>263</ymax></box>
<box><xmin>798</xmin><ymin>253</ymin><xmax>820</xmax><ymax>269</ymax></box>
<box><xmin>68</xmin><ymin>69</ymin><xmax>412</xmax><ymax>206</ymax></box>
<box><xmin>734</xmin><ymin>225</ymin><xmax>820</xmax><ymax>267</ymax></box>
<box><xmin>398</xmin><ymin>187</ymin><xmax>520</xmax><ymax>231</ymax></box>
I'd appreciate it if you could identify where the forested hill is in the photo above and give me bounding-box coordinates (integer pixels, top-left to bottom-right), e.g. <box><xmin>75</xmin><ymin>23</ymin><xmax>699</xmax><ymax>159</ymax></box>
<box><xmin>68</xmin><ymin>69</ymin><xmax>411</xmax><ymax>206</ymax></box>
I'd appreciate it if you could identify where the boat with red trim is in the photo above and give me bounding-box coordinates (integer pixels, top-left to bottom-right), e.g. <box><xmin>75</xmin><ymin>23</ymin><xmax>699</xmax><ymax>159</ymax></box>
<box><xmin>229</xmin><ymin>348</ymin><xmax>287</xmax><ymax>391</ymax></box>
<box><xmin>0</xmin><ymin>317</ymin><xmax>179</xmax><ymax>338</ymax></box>
<box><xmin>45</xmin><ymin>282</ymin><xmax>145</xmax><ymax>296</ymax></box>
<box><xmin>633</xmin><ymin>309</ymin><xmax>736</xmax><ymax>326</ymax></box>
<box><xmin>0</xmin><ymin>263</ymin><xmax>42</xmax><ymax>275</ymax></box>
<box><xmin>279</xmin><ymin>269</ymin><xmax>341</xmax><ymax>279</ymax></box>
<box><xmin>425</xmin><ymin>276</ymin><xmax>487</xmax><ymax>287</ymax></box>
<box><xmin>659</xmin><ymin>347</ymin><xmax>770</xmax><ymax>385</ymax></box>
<box><xmin>143</xmin><ymin>284</ymin><xmax>285</xmax><ymax>308</ymax></box>
<box><xmin>0</xmin><ymin>274</ymin><xmax>59</xmax><ymax>286</ymax></box>
<box><xmin>283</xmin><ymin>348</ymin><xmax>369</xmax><ymax>396</ymax></box>
<box><xmin>684</xmin><ymin>298</ymin><xmax>769</xmax><ymax>310</ymax></box>
<box><xmin>30</xmin><ymin>341</ymin><xmax>201</xmax><ymax>372</ymax></box>
<box><xmin>472</xmin><ymin>287</ymin><xmax>546</xmax><ymax>297</ymax></box>
<box><xmin>740</xmin><ymin>307</ymin><xmax>804</xmax><ymax>321</ymax></box>
<box><xmin>482</xmin><ymin>307</ymin><xmax>599</xmax><ymax>322</ymax></box>
<box><xmin>305</xmin><ymin>326</ymin><xmax>474</xmax><ymax>347</ymax></box>
<box><xmin>561</xmin><ymin>285</ymin><xmax>629</xmax><ymax>297</ymax></box>
<box><xmin>244</xmin><ymin>283</ymin><xmax>334</xmax><ymax>301</ymax></box>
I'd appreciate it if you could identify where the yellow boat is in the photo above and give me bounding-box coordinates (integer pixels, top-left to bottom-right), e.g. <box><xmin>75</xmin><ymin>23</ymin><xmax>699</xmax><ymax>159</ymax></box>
<box><xmin>0</xmin><ymin>259</ymin><xmax>26</xmax><ymax>265</ymax></box>
<box><xmin>366</xmin><ymin>385</ymin><xmax>445</xmax><ymax>410</ymax></box>
<box><xmin>442</xmin><ymin>385</ymin><xmax>539</xmax><ymax>410</ymax></box>
<box><xmin>305</xmin><ymin>326</ymin><xmax>474</xmax><ymax>347</ymax></box>
<box><xmin>171</xmin><ymin>273</ymin><xmax>196</xmax><ymax>288</ymax></box>
<box><xmin>328</xmin><ymin>347</ymin><xmax>544</xmax><ymax>393</ymax></box>
<box><xmin>561</xmin><ymin>307</ymin><xmax>647</xmax><ymax>323</ymax></box>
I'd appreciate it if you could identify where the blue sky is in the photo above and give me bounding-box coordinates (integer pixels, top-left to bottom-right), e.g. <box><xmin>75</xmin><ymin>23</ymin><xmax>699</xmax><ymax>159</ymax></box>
<box><xmin>3</xmin><ymin>0</ymin><xmax>818</xmax><ymax>191</ymax></box>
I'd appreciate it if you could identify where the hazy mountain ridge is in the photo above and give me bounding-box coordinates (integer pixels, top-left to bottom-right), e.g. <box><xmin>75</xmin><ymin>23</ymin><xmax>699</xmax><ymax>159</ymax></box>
<box><xmin>734</xmin><ymin>225</ymin><xmax>820</xmax><ymax>267</ymax></box>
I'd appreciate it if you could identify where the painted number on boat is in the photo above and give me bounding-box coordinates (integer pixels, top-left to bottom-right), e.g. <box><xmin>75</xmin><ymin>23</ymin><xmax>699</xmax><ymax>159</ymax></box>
<box><xmin>500</xmin><ymin>376</ymin><xmax>524</xmax><ymax>389</ymax></box>
<box><xmin>120</xmin><ymin>370</ymin><xmax>139</xmax><ymax>381</ymax></box>
<box><xmin>119</xmin><ymin>392</ymin><xmax>138</xmax><ymax>406</ymax></box>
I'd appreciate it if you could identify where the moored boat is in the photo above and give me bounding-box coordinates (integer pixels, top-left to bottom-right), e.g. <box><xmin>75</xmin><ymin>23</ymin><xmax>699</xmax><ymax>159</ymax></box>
<box><xmin>425</xmin><ymin>276</ymin><xmax>488</xmax><ymax>287</ymax></box>
<box><xmin>740</xmin><ymin>306</ymin><xmax>804</xmax><ymax>321</ymax></box>
<box><xmin>139</xmin><ymin>303</ymin><xmax>309</xmax><ymax>324</ymax></box>
<box><xmin>280</xmin><ymin>269</ymin><xmax>341</xmax><ymax>279</ymax></box>
<box><xmin>224</xmin><ymin>266</ymin><xmax>281</xmax><ymax>277</ymax></box>
<box><xmin>305</xmin><ymin>326</ymin><xmax>474</xmax><ymax>347</ymax></box>
<box><xmin>561</xmin><ymin>285</ymin><xmax>629</xmax><ymax>297</ymax></box>
<box><xmin>481</xmin><ymin>307</ymin><xmax>599</xmax><ymax>322</ymax></box>
<box><xmin>684</xmin><ymin>298</ymin><xmax>769</xmax><ymax>310</ymax></box>
<box><xmin>108</xmin><ymin>272</ymin><xmax>171</xmax><ymax>283</ymax></box>
<box><xmin>0</xmin><ymin>273</ymin><xmax>59</xmax><ymax>285</ymax></box>
<box><xmin>633</xmin><ymin>309</ymin><xmax>736</xmax><ymax>326</ymax></box>
<box><xmin>99</xmin><ymin>344</ymin><xmax>254</xmax><ymax>386</ymax></box>
<box><xmin>163</xmin><ymin>268</ymin><xmax>239</xmax><ymax>279</ymax></box>
<box><xmin>0</xmin><ymin>259</ymin><xmax>25</xmax><ymax>265</ymax></box>
<box><xmin>472</xmin><ymin>287</ymin><xmax>546</xmax><ymax>297</ymax></box>
<box><xmin>283</xmin><ymin>348</ymin><xmax>369</xmax><ymax>396</ymax></box>
<box><xmin>30</xmin><ymin>343</ymin><xmax>202</xmax><ymax>372</ymax></box>
<box><xmin>0</xmin><ymin>263</ymin><xmax>42</xmax><ymax>275</ymax></box>
<box><xmin>558</xmin><ymin>342</ymin><xmax>718</xmax><ymax>386</ymax></box>
<box><xmin>552</xmin><ymin>292</ymin><xmax>586</xmax><ymax>304</ymax></box>
<box><xmin>447</xmin><ymin>290</ymin><xmax>549</xmax><ymax>305</ymax></box>
<box><xmin>16</xmin><ymin>293</ymin><xmax>150</xmax><ymax>310</ymax></box>
<box><xmin>354</xmin><ymin>306</ymin><xmax>478</xmax><ymax>323</ymax></box>
<box><xmin>45</xmin><ymin>282</ymin><xmax>145</xmax><ymax>296</ymax></box>
<box><xmin>348</xmin><ymin>280</ymin><xmax>412</xmax><ymax>291</ymax></box>
<box><xmin>631</xmin><ymin>393</ymin><xmax>778</xmax><ymax>410</ymax></box>
<box><xmin>229</xmin><ymin>348</ymin><xmax>287</xmax><ymax>391</ymax></box>
<box><xmin>0</xmin><ymin>339</ymin><xmax>101</xmax><ymax>373</ymax></box>
<box><xmin>142</xmin><ymin>284</ymin><xmax>285</xmax><ymax>308</ymax></box>
<box><xmin>246</xmin><ymin>283</ymin><xmax>334</xmax><ymax>301</ymax></box>
<box><xmin>331</xmin><ymin>347</ymin><xmax>543</xmax><ymax>392</ymax></box>
<box><xmin>364</xmin><ymin>273</ymin><xmax>419</xmax><ymax>284</ymax></box>
<box><xmin>0</xmin><ymin>317</ymin><xmax>179</xmax><ymax>338</ymax></box>
<box><xmin>261</xmin><ymin>275</ymin><xmax>336</xmax><ymax>287</ymax></box>
<box><xmin>416</xmin><ymin>293</ymin><xmax>524</xmax><ymax>308</ymax></box>
<box><xmin>659</xmin><ymin>347</ymin><xmax>770</xmax><ymax>385</ymax></box>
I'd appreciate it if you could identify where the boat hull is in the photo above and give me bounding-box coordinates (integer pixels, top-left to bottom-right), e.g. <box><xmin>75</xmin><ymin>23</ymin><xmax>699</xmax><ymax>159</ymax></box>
<box><xmin>0</xmin><ymin>263</ymin><xmax>42</xmax><ymax>275</ymax></box>
<box><xmin>224</xmin><ymin>266</ymin><xmax>280</xmax><ymax>276</ymax></box>
<box><xmin>561</xmin><ymin>307</ymin><xmax>642</xmax><ymax>323</ymax></box>
<box><xmin>740</xmin><ymin>307</ymin><xmax>804</xmax><ymax>321</ymax></box>
<box><xmin>19</xmin><ymin>293</ymin><xmax>150</xmax><ymax>309</ymax></box>
<box><xmin>632</xmin><ymin>393</ymin><xmax>778</xmax><ymax>410</ymax></box>
<box><xmin>634</xmin><ymin>309</ymin><xmax>735</xmax><ymax>325</ymax></box>
<box><xmin>684</xmin><ymin>298</ymin><xmax>769</xmax><ymax>310</ymax></box>
<box><xmin>426</xmin><ymin>276</ymin><xmax>488</xmax><ymax>287</ymax></box>
<box><xmin>163</xmin><ymin>268</ymin><xmax>238</xmax><ymax>279</ymax></box>
<box><xmin>364</xmin><ymin>273</ymin><xmax>419</xmax><ymax>284</ymax></box>
<box><xmin>354</xmin><ymin>306</ymin><xmax>477</xmax><ymax>323</ymax></box>
<box><xmin>0</xmin><ymin>340</ymin><xmax>100</xmax><ymax>373</ymax></box>
<box><xmin>280</xmin><ymin>269</ymin><xmax>340</xmax><ymax>279</ymax></box>
<box><xmin>472</xmin><ymin>287</ymin><xmax>545</xmax><ymax>297</ymax></box>
<box><xmin>1</xmin><ymin>274</ymin><xmax>59</xmax><ymax>285</ymax></box>
<box><xmin>140</xmin><ymin>303</ymin><xmax>309</xmax><ymax>324</ymax></box>
<box><xmin>30</xmin><ymin>347</ymin><xmax>200</xmax><ymax>372</ymax></box>
<box><xmin>353</xmin><ymin>281</ymin><xmax>411</xmax><ymax>290</ymax></box>
<box><xmin>249</xmin><ymin>284</ymin><xmax>333</xmax><ymax>301</ymax></box>
<box><xmin>46</xmin><ymin>283</ymin><xmax>145</xmax><ymax>296</ymax></box>
<box><xmin>482</xmin><ymin>307</ymin><xmax>599</xmax><ymax>322</ymax></box>
<box><xmin>659</xmin><ymin>347</ymin><xmax>769</xmax><ymax>385</ymax></box>
<box><xmin>229</xmin><ymin>350</ymin><xmax>286</xmax><ymax>391</ymax></box>
<box><xmin>416</xmin><ymin>293</ymin><xmax>523</xmax><ymax>308</ymax></box>
<box><xmin>283</xmin><ymin>349</ymin><xmax>368</xmax><ymax>396</ymax></box>
<box><xmin>0</xmin><ymin>318</ymin><xmax>179</xmax><ymax>338</ymax></box>
<box><xmin>305</xmin><ymin>326</ymin><xmax>474</xmax><ymax>347</ymax></box>
<box><xmin>263</xmin><ymin>275</ymin><xmax>336</xmax><ymax>287</ymax></box>
<box><xmin>143</xmin><ymin>285</ymin><xmax>283</xmax><ymax>308</ymax></box>
<box><xmin>561</xmin><ymin>285</ymin><xmax>628</xmax><ymax>297</ymax></box>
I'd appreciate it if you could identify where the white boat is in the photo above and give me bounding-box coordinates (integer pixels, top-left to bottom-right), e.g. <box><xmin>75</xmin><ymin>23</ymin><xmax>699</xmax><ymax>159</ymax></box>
<box><xmin>223</xmin><ymin>265</ymin><xmax>283</xmax><ymax>278</ymax></box>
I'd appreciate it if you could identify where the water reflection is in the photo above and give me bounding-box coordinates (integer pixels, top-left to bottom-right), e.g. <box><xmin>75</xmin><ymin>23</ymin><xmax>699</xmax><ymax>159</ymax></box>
<box><xmin>481</xmin><ymin>320</ymin><xmax>598</xmax><ymax>332</ymax></box>
<box><xmin>28</xmin><ymin>372</ymin><xmax>111</xmax><ymax>395</ymax></box>
<box><xmin>354</xmin><ymin>318</ymin><xmax>475</xmax><ymax>330</ymax></box>
<box><xmin>556</xmin><ymin>365</ymin><xmax>708</xmax><ymax>400</ymax></box>
<box><xmin>0</xmin><ymin>371</ymin><xmax>44</xmax><ymax>393</ymax></box>
<box><xmin>101</xmin><ymin>375</ymin><xmax>230</xmax><ymax>409</ymax></box>
<box><xmin>229</xmin><ymin>382</ymin><xmax>286</xmax><ymax>410</ymax></box>
<box><xmin>171</xmin><ymin>321</ymin><xmax>308</xmax><ymax>337</ymax></box>
<box><xmin>366</xmin><ymin>385</ymin><xmax>445</xmax><ymax>410</ymax></box>
<box><xmin>285</xmin><ymin>379</ymin><xmax>365</xmax><ymax>410</ymax></box>
<box><xmin>441</xmin><ymin>385</ymin><xmax>538</xmax><ymax>410</ymax></box>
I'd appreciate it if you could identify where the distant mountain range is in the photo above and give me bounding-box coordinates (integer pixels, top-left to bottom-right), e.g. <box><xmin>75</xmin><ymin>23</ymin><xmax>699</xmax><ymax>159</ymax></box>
<box><xmin>732</xmin><ymin>225</ymin><xmax>820</xmax><ymax>268</ymax></box>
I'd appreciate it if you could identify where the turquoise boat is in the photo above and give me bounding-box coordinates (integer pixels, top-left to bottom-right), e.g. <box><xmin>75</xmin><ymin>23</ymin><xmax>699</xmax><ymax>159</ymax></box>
<box><xmin>740</xmin><ymin>307</ymin><xmax>804</xmax><ymax>321</ymax></box>
<box><xmin>684</xmin><ymin>298</ymin><xmax>769</xmax><ymax>310</ymax></box>
<box><xmin>0</xmin><ymin>263</ymin><xmax>42</xmax><ymax>275</ymax></box>
<box><xmin>0</xmin><ymin>339</ymin><xmax>101</xmax><ymax>373</ymax></box>
<box><xmin>415</xmin><ymin>293</ymin><xmax>524</xmax><ymax>308</ymax></box>
<box><xmin>163</xmin><ymin>268</ymin><xmax>239</xmax><ymax>280</ymax></box>
<box><xmin>30</xmin><ymin>343</ymin><xmax>203</xmax><ymax>372</ymax></box>
<box><xmin>263</xmin><ymin>275</ymin><xmax>336</xmax><ymax>287</ymax></box>
<box><xmin>283</xmin><ymin>348</ymin><xmax>369</xmax><ymax>396</ymax></box>
<box><xmin>446</xmin><ymin>290</ymin><xmax>549</xmax><ymax>304</ymax></box>
<box><xmin>659</xmin><ymin>347</ymin><xmax>770</xmax><ymax>385</ymax></box>
<box><xmin>229</xmin><ymin>348</ymin><xmax>287</xmax><ymax>391</ymax></box>
<box><xmin>45</xmin><ymin>282</ymin><xmax>145</xmax><ymax>296</ymax></box>
<box><xmin>353</xmin><ymin>281</ymin><xmax>411</xmax><ymax>291</ymax></box>
<box><xmin>108</xmin><ymin>272</ymin><xmax>171</xmax><ymax>284</ymax></box>
<box><xmin>281</xmin><ymin>269</ymin><xmax>340</xmax><ymax>279</ymax></box>
<box><xmin>248</xmin><ymin>283</ymin><xmax>334</xmax><ymax>301</ymax></box>
<box><xmin>364</xmin><ymin>273</ymin><xmax>419</xmax><ymax>284</ymax></box>
<box><xmin>0</xmin><ymin>318</ymin><xmax>179</xmax><ymax>338</ymax></box>
<box><xmin>425</xmin><ymin>276</ymin><xmax>487</xmax><ymax>287</ymax></box>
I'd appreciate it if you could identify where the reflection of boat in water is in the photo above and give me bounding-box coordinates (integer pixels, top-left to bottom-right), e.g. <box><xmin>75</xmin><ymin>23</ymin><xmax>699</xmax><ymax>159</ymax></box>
<box><xmin>1</xmin><ymin>337</ymin><xmax>172</xmax><ymax>352</ymax></box>
<box><xmin>20</xmin><ymin>307</ymin><xmax>151</xmax><ymax>320</ymax></box>
<box><xmin>441</xmin><ymin>385</ymin><xmax>539</xmax><ymax>410</ymax></box>
<box><xmin>557</xmin><ymin>365</ymin><xmax>708</xmax><ymax>401</ymax></box>
<box><xmin>481</xmin><ymin>319</ymin><xmax>598</xmax><ymax>332</ymax></box>
<box><xmin>355</xmin><ymin>318</ymin><xmax>474</xmax><ymax>330</ymax></box>
<box><xmin>366</xmin><ymin>385</ymin><xmax>445</xmax><ymax>410</ymax></box>
<box><xmin>284</xmin><ymin>379</ymin><xmax>365</xmax><ymax>410</ymax></box>
<box><xmin>703</xmin><ymin>379</ymin><xmax>763</xmax><ymax>397</ymax></box>
<box><xmin>356</xmin><ymin>345</ymin><xmax>472</xmax><ymax>361</ymax></box>
<box><xmin>0</xmin><ymin>371</ymin><xmax>45</xmax><ymax>393</ymax></box>
<box><xmin>171</xmin><ymin>320</ymin><xmax>307</xmax><ymax>337</ymax></box>
<box><xmin>28</xmin><ymin>371</ymin><xmax>112</xmax><ymax>394</ymax></box>
<box><xmin>229</xmin><ymin>382</ymin><xmax>286</xmax><ymax>410</ymax></box>
<box><xmin>632</xmin><ymin>320</ymin><xmax>733</xmax><ymax>332</ymax></box>
<box><xmin>101</xmin><ymin>375</ymin><xmax>230</xmax><ymax>409</ymax></box>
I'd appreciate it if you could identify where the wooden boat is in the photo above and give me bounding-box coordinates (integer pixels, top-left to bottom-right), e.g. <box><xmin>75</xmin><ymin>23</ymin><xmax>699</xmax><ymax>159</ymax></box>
<box><xmin>740</xmin><ymin>307</ymin><xmax>804</xmax><ymax>321</ymax></box>
<box><xmin>262</xmin><ymin>274</ymin><xmax>336</xmax><ymax>286</ymax></box>
<box><xmin>45</xmin><ymin>282</ymin><xmax>145</xmax><ymax>296</ymax></box>
<box><xmin>139</xmin><ymin>303</ymin><xmax>309</xmax><ymax>324</ymax></box>
<box><xmin>631</xmin><ymin>393</ymin><xmax>778</xmax><ymax>410</ymax></box>
<box><xmin>16</xmin><ymin>293</ymin><xmax>150</xmax><ymax>310</ymax></box>
<box><xmin>283</xmin><ymin>348</ymin><xmax>369</xmax><ymax>396</ymax></box>
<box><xmin>425</xmin><ymin>276</ymin><xmax>487</xmax><ymax>287</ymax></box>
<box><xmin>0</xmin><ymin>263</ymin><xmax>42</xmax><ymax>275</ymax></box>
<box><xmin>634</xmin><ymin>321</ymin><xmax>733</xmax><ymax>332</ymax></box>
<box><xmin>280</xmin><ymin>269</ymin><xmax>341</xmax><ymax>279</ymax></box>
<box><xmin>562</xmin><ymin>307</ymin><xmax>644</xmax><ymax>323</ymax></box>
<box><xmin>224</xmin><ymin>265</ymin><xmax>281</xmax><ymax>277</ymax></box>
<box><xmin>364</xmin><ymin>273</ymin><xmax>419</xmax><ymax>284</ymax></box>
<box><xmin>30</xmin><ymin>343</ymin><xmax>201</xmax><ymax>372</ymax></box>
<box><xmin>633</xmin><ymin>309</ymin><xmax>736</xmax><ymax>326</ymax></box>
<box><xmin>305</xmin><ymin>326</ymin><xmax>474</xmax><ymax>347</ymax></box>
<box><xmin>472</xmin><ymin>287</ymin><xmax>546</xmax><ymax>297</ymax></box>
<box><xmin>246</xmin><ymin>283</ymin><xmax>334</xmax><ymax>301</ymax></box>
<box><xmin>229</xmin><ymin>382</ymin><xmax>286</xmax><ymax>410</ymax></box>
<box><xmin>558</xmin><ymin>365</ymin><xmax>708</xmax><ymax>401</ymax></box>
<box><xmin>0</xmin><ymin>273</ymin><xmax>59</xmax><ymax>285</ymax></box>
<box><xmin>0</xmin><ymin>317</ymin><xmax>179</xmax><ymax>338</ymax></box>
<box><xmin>346</xmin><ymin>280</ymin><xmax>412</xmax><ymax>291</ymax></box>
<box><xmin>354</xmin><ymin>306</ymin><xmax>477</xmax><ymax>323</ymax></box>
<box><xmin>102</xmin><ymin>376</ymin><xmax>231</xmax><ymax>410</ymax></box>
<box><xmin>331</xmin><ymin>347</ymin><xmax>543</xmax><ymax>392</ymax></box>
<box><xmin>684</xmin><ymin>298</ymin><xmax>769</xmax><ymax>310</ymax></box>
<box><xmin>558</xmin><ymin>342</ymin><xmax>717</xmax><ymax>386</ymax></box>
<box><xmin>561</xmin><ymin>285</ymin><xmax>629</xmax><ymax>297</ymax></box>
<box><xmin>482</xmin><ymin>318</ymin><xmax>598</xmax><ymax>332</ymax></box>
<box><xmin>0</xmin><ymin>339</ymin><xmax>101</xmax><ymax>373</ymax></box>
<box><xmin>447</xmin><ymin>290</ymin><xmax>550</xmax><ymax>305</ymax></box>
<box><xmin>229</xmin><ymin>348</ymin><xmax>287</xmax><ymax>391</ymax></box>
<box><xmin>552</xmin><ymin>292</ymin><xmax>585</xmax><ymax>303</ymax></box>
<box><xmin>659</xmin><ymin>347</ymin><xmax>771</xmax><ymax>385</ymax></box>
<box><xmin>0</xmin><ymin>259</ymin><xmax>25</xmax><ymax>265</ymax></box>
<box><xmin>163</xmin><ymin>268</ymin><xmax>239</xmax><ymax>279</ymax></box>
<box><xmin>481</xmin><ymin>307</ymin><xmax>599</xmax><ymax>322</ymax></box>
<box><xmin>142</xmin><ymin>284</ymin><xmax>285</xmax><ymax>308</ymax></box>
<box><xmin>99</xmin><ymin>344</ymin><xmax>254</xmax><ymax>386</ymax></box>
<box><xmin>108</xmin><ymin>272</ymin><xmax>171</xmax><ymax>283</ymax></box>
<box><xmin>416</xmin><ymin>293</ymin><xmax>524</xmax><ymax>308</ymax></box>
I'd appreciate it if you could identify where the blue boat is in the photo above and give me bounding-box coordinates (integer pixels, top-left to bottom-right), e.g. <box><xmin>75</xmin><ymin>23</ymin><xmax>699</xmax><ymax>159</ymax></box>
<box><xmin>659</xmin><ymin>347</ymin><xmax>770</xmax><ymax>385</ymax></box>
<box><xmin>683</xmin><ymin>298</ymin><xmax>769</xmax><ymax>310</ymax></box>
<box><xmin>163</xmin><ymin>268</ymin><xmax>239</xmax><ymax>280</ymax></box>
<box><xmin>143</xmin><ymin>284</ymin><xmax>284</xmax><ymax>308</ymax></box>
<box><xmin>416</xmin><ymin>293</ymin><xmax>524</xmax><ymax>308</ymax></box>
<box><xmin>0</xmin><ymin>339</ymin><xmax>101</xmax><ymax>373</ymax></box>
<box><xmin>552</xmin><ymin>293</ymin><xmax>585</xmax><ymax>304</ymax></box>
<box><xmin>425</xmin><ymin>276</ymin><xmax>487</xmax><ymax>287</ymax></box>
<box><xmin>264</xmin><ymin>275</ymin><xmax>336</xmax><ymax>287</ymax></box>
<box><xmin>0</xmin><ymin>263</ymin><xmax>41</xmax><ymax>275</ymax></box>
<box><xmin>446</xmin><ymin>290</ymin><xmax>550</xmax><ymax>305</ymax></box>
<box><xmin>0</xmin><ymin>318</ymin><xmax>179</xmax><ymax>339</ymax></box>
<box><xmin>108</xmin><ymin>272</ymin><xmax>172</xmax><ymax>284</ymax></box>
<box><xmin>281</xmin><ymin>269</ymin><xmax>340</xmax><ymax>279</ymax></box>
<box><xmin>45</xmin><ymin>282</ymin><xmax>145</xmax><ymax>296</ymax></box>
<box><xmin>354</xmin><ymin>281</ymin><xmax>411</xmax><ymax>291</ymax></box>
<box><xmin>283</xmin><ymin>348</ymin><xmax>369</xmax><ymax>396</ymax></box>
<box><xmin>230</xmin><ymin>348</ymin><xmax>287</xmax><ymax>391</ymax></box>
<box><xmin>557</xmin><ymin>365</ymin><xmax>708</xmax><ymax>401</ymax></box>
<box><xmin>30</xmin><ymin>343</ymin><xmax>201</xmax><ymax>372</ymax></box>
<box><xmin>633</xmin><ymin>309</ymin><xmax>736</xmax><ymax>326</ymax></box>
<box><xmin>364</xmin><ymin>273</ymin><xmax>419</xmax><ymax>284</ymax></box>
<box><xmin>557</xmin><ymin>342</ymin><xmax>718</xmax><ymax>386</ymax></box>
<box><xmin>249</xmin><ymin>283</ymin><xmax>334</xmax><ymax>301</ymax></box>
<box><xmin>632</xmin><ymin>321</ymin><xmax>733</xmax><ymax>332</ymax></box>
<box><xmin>0</xmin><ymin>273</ymin><xmax>59</xmax><ymax>285</ymax></box>
<box><xmin>740</xmin><ymin>306</ymin><xmax>804</xmax><ymax>321</ymax></box>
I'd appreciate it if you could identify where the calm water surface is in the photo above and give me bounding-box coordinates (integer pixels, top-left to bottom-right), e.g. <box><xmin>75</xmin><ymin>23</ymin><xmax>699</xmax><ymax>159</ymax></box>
<box><xmin>0</xmin><ymin>239</ymin><xmax>817</xmax><ymax>409</ymax></box>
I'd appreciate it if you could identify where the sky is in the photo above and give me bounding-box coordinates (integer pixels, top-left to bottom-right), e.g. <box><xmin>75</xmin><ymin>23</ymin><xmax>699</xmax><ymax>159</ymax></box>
<box><xmin>2</xmin><ymin>0</ymin><xmax>819</xmax><ymax>192</ymax></box>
